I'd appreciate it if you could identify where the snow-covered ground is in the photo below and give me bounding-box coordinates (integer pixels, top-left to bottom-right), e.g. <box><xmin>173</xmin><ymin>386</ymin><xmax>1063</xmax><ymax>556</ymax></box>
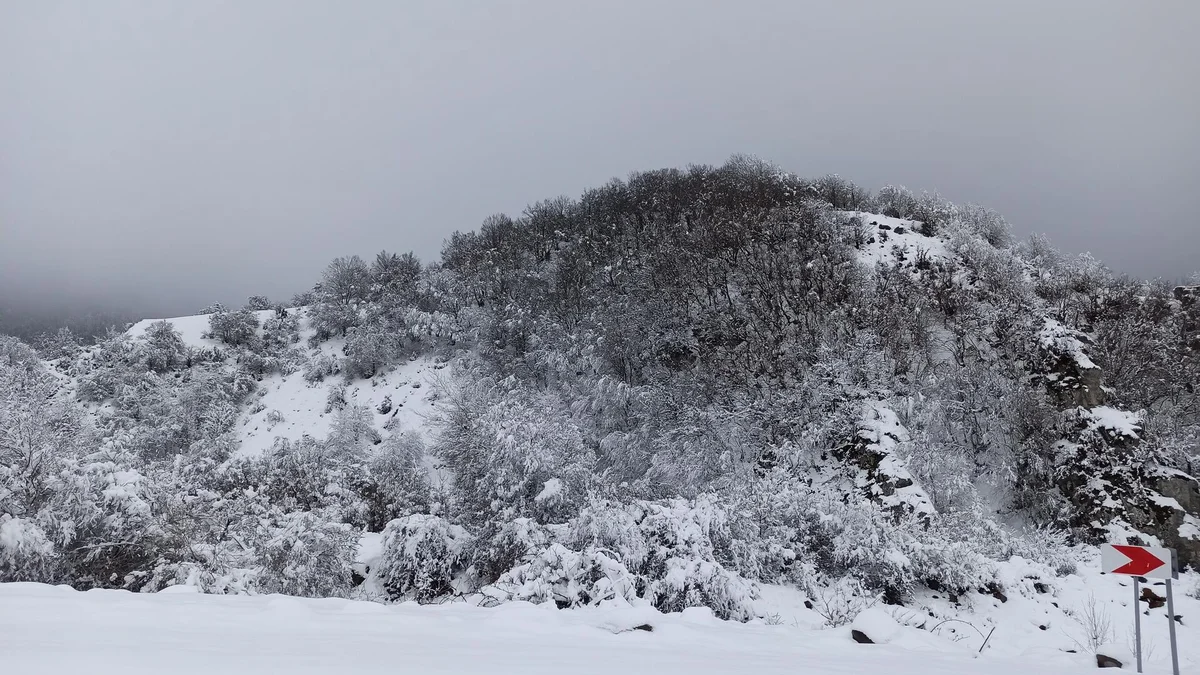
<box><xmin>237</xmin><ymin>353</ymin><xmax>445</xmax><ymax>458</ymax></box>
<box><xmin>123</xmin><ymin>308</ymin><xmax>448</xmax><ymax>460</ymax></box>
<box><xmin>0</xmin><ymin>581</ymin><xmax>1111</xmax><ymax>675</ymax></box>
<box><xmin>845</xmin><ymin>211</ymin><xmax>951</xmax><ymax>268</ymax></box>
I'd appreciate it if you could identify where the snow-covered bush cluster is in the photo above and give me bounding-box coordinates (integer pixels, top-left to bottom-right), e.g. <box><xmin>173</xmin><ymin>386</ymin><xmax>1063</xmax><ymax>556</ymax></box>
<box><xmin>3</xmin><ymin>158</ymin><xmax>1199</xmax><ymax>623</ymax></box>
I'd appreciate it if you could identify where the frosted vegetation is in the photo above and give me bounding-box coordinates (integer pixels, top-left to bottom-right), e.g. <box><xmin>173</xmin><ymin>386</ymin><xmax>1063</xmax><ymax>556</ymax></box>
<box><xmin>3</xmin><ymin>157</ymin><xmax>1198</xmax><ymax>624</ymax></box>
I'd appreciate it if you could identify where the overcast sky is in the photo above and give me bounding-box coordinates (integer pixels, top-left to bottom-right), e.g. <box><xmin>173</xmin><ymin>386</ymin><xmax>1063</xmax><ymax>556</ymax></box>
<box><xmin>2</xmin><ymin>1</ymin><xmax>1197</xmax><ymax>319</ymax></box>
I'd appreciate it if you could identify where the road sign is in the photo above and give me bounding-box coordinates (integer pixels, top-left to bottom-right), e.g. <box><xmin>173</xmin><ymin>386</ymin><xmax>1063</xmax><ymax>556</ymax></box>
<box><xmin>1100</xmin><ymin>543</ymin><xmax>1176</xmax><ymax>579</ymax></box>
<box><xmin>1103</xmin><ymin>543</ymin><xmax>1180</xmax><ymax>675</ymax></box>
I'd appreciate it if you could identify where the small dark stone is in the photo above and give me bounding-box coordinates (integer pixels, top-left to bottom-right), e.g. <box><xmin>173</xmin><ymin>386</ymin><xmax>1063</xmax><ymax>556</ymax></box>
<box><xmin>1096</xmin><ymin>654</ymin><xmax>1123</xmax><ymax>668</ymax></box>
<box><xmin>894</xmin><ymin>226</ymin><xmax>907</xmax><ymax>234</ymax></box>
<box><xmin>1038</xmin><ymin>625</ymin><xmax>1048</xmax><ymax>631</ymax></box>
<box><xmin>1034</xmin><ymin>582</ymin><xmax>1050</xmax><ymax>594</ymax></box>
<box><xmin>878</xmin><ymin>223</ymin><xmax>892</xmax><ymax>230</ymax></box>
<box><xmin>948</xmin><ymin>593</ymin><xmax>959</xmax><ymax>604</ymax></box>
<box><xmin>631</xmin><ymin>624</ymin><xmax>654</xmax><ymax>632</ymax></box>
<box><xmin>851</xmin><ymin>629</ymin><xmax>874</xmax><ymax>644</ymax></box>
<box><xmin>804</xmin><ymin>600</ymin><xmax>813</xmax><ymax>610</ymax></box>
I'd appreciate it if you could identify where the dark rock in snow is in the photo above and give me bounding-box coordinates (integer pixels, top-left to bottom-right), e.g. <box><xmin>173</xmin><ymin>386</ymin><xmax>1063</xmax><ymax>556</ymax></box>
<box><xmin>1095</xmin><ymin>653</ymin><xmax>1123</xmax><ymax>668</ymax></box>
<box><xmin>1140</xmin><ymin>586</ymin><xmax>1166</xmax><ymax>609</ymax></box>
<box><xmin>851</xmin><ymin>630</ymin><xmax>873</xmax><ymax>644</ymax></box>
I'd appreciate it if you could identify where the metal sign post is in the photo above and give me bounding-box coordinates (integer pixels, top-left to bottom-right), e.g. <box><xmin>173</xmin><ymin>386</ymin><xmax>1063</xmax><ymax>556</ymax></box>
<box><xmin>1100</xmin><ymin>543</ymin><xmax>1178</xmax><ymax>675</ymax></box>
<box><xmin>1165</xmin><ymin>577</ymin><xmax>1180</xmax><ymax>675</ymax></box>
<box><xmin>1133</xmin><ymin>577</ymin><xmax>1142</xmax><ymax>673</ymax></box>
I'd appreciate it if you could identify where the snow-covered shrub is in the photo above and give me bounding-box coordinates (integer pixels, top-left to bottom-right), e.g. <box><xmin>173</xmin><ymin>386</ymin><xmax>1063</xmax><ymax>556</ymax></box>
<box><xmin>206</xmin><ymin>306</ymin><xmax>260</xmax><ymax>347</ymax></box>
<box><xmin>813</xmin><ymin>173</ymin><xmax>871</xmax><ymax>210</ymax></box>
<box><xmin>227</xmin><ymin>436</ymin><xmax>369</xmax><ymax>524</ymax></box>
<box><xmin>376</xmin><ymin>514</ymin><xmax>472</xmax><ymax>602</ymax></box>
<box><xmin>645</xmin><ymin>557</ymin><xmax>758</xmax><ymax>621</ymax></box>
<box><xmin>873</xmin><ymin>185</ymin><xmax>918</xmax><ymax>219</ymax></box>
<box><xmin>910</xmin><ymin>191</ymin><xmax>956</xmax><ymax>235</ymax></box>
<box><xmin>566</xmin><ymin>496</ymin><xmax>760</xmax><ymax>620</ymax></box>
<box><xmin>141</xmin><ymin>560</ymin><xmax>261</xmax><ymax>595</ymax></box>
<box><xmin>365</xmin><ymin>430</ymin><xmax>431</xmax><ymax>530</ymax></box>
<box><xmin>309</xmin><ymin>302</ymin><xmax>361</xmax><ymax>342</ymax></box>
<box><xmin>303</xmin><ymin>353</ymin><xmax>340</xmax><ymax>384</ymax></box>
<box><xmin>471</xmin><ymin>517</ymin><xmax>552</xmax><ymax>583</ymax></box>
<box><xmin>141</xmin><ymin>320</ymin><xmax>185</xmax><ymax>372</ymax></box>
<box><xmin>256</xmin><ymin>510</ymin><xmax>358</xmax><ymax>598</ymax></box>
<box><xmin>343</xmin><ymin>322</ymin><xmax>398</xmax><ymax>379</ymax></box>
<box><xmin>956</xmin><ymin>203</ymin><xmax>1011</xmax><ymax>247</ymax></box>
<box><xmin>326</xmin><ymin>404</ymin><xmax>378</xmax><ymax>456</ymax></box>
<box><xmin>244</xmin><ymin>295</ymin><xmax>274</xmax><ymax>311</ymax></box>
<box><xmin>436</xmin><ymin>382</ymin><xmax>595</xmax><ymax>526</ymax></box>
<box><xmin>0</xmin><ymin>515</ymin><xmax>57</xmax><ymax>582</ymax></box>
<box><xmin>806</xmin><ymin>578</ymin><xmax>877</xmax><ymax>627</ymax></box>
<box><xmin>324</xmin><ymin>383</ymin><xmax>348</xmax><ymax>413</ymax></box>
<box><xmin>484</xmin><ymin>543</ymin><xmax>639</xmax><ymax>609</ymax></box>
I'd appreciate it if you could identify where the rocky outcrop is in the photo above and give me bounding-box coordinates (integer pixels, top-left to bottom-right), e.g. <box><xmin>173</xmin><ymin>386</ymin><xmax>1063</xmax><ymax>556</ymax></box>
<box><xmin>1036</xmin><ymin>318</ymin><xmax>1106</xmax><ymax>408</ymax></box>
<box><xmin>1143</xmin><ymin>468</ymin><xmax>1200</xmax><ymax>569</ymax></box>
<box><xmin>1033</xmin><ymin>312</ymin><xmax>1200</xmax><ymax>568</ymax></box>
<box><xmin>834</xmin><ymin>402</ymin><xmax>934</xmax><ymax>524</ymax></box>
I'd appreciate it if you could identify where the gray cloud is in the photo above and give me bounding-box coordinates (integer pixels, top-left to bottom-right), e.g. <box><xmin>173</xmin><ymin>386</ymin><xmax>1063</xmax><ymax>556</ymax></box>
<box><xmin>2</xmin><ymin>0</ymin><xmax>1197</xmax><ymax>319</ymax></box>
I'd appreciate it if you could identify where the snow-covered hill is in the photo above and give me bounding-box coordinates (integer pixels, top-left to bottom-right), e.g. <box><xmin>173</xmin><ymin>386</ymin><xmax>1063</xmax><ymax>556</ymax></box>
<box><xmin>7</xmin><ymin>163</ymin><xmax>1200</xmax><ymax>675</ymax></box>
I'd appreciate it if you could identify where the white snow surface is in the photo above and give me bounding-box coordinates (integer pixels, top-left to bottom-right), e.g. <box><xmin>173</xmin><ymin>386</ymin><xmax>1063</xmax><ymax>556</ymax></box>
<box><xmin>0</xmin><ymin>582</ymin><xmax>1112</xmax><ymax>675</ymax></box>
<box><xmin>236</xmin><ymin>353</ymin><xmax>444</xmax><ymax>459</ymax></box>
<box><xmin>845</xmin><ymin>211</ymin><xmax>951</xmax><ymax>269</ymax></box>
<box><xmin>1083</xmin><ymin>406</ymin><xmax>1142</xmax><ymax>440</ymax></box>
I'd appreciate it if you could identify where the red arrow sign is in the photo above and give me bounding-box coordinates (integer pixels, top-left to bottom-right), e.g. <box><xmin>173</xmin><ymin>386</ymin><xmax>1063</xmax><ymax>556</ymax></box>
<box><xmin>1109</xmin><ymin>545</ymin><xmax>1168</xmax><ymax>576</ymax></box>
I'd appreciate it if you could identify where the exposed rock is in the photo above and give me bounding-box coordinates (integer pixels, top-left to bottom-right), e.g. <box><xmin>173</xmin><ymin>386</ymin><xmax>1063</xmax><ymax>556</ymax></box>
<box><xmin>834</xmin><ymin>402</ymin><xmax>934</xmax><ymax>524</ymax></box>
<box><xmin>982</xmin><ymin>583</ymin><xmax>1008</xmax><ymax>603</ymax></box>
<box><xmin>1036</xmin><ymin>318</ymin><xmax>1106</xmax><ymax>408</ymax></box>
<box><xmin>1142</xmin><ymin>468</ymin><xmax>1200</xmax><ymax>569</ymax></box>
<box><xmin>1140</xmin><ymin>586</ymin><xmax>1165</xmax><ymax>609</ymax></box>
<box><xmin>851</xmin><ymin>630</ymin><xmax>873</xmax><ymax>644</ymax></box>
<box><xmin>1095</xmin><ymin>643</ymin><xmax>1132</xmax><ymax>669</ymax></box>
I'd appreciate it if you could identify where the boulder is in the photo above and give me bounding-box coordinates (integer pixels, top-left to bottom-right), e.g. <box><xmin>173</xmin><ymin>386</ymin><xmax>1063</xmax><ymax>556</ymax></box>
<box><xmin>1095</xmin><ymin>643</ymin><xmax>1132</xmax><ymax>669</ymax></box>
<box><xmin>850</xmin><ymin>607</ymin><xmax>901</xmax><ymax>645</ymax></box>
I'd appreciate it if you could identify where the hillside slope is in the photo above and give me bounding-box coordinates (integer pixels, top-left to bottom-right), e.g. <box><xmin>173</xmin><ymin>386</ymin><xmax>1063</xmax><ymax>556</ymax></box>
<box><xmin>4</xmin><ymin>160</ymin><xmax>1199</xmax><ymax>671</ymax></box>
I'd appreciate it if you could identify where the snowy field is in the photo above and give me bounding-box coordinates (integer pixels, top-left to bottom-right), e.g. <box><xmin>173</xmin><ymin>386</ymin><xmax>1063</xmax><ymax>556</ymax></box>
<box><xmin>0</xmin><ymin>582</ymin><xmax>1108</xmax><ymax>675</ymax></box>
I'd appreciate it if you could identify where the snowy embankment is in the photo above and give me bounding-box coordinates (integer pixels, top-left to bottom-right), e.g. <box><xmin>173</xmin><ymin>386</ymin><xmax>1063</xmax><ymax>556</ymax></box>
<box><xmin>0</xmin><ymin>582</ymin><xmax>1103</xmax><ymax>675</ymax></box>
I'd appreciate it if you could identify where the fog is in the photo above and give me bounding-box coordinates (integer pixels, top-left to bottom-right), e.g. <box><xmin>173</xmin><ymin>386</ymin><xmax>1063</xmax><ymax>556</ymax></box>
<box><xmin>2</xmin><ymin>1</ymin><xmax>1197</xmax><ymax>323</ymax></box>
